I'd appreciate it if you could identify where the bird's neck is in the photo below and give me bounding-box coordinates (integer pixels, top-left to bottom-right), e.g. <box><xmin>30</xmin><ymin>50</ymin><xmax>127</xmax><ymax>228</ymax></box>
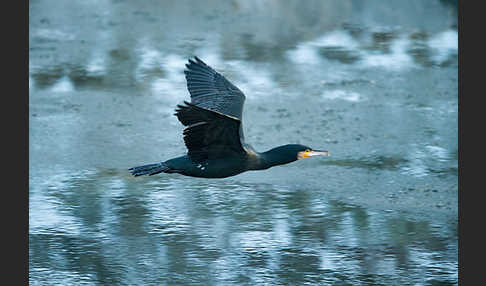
<box><xmin>257</xmin><ymin>147</ymin><xmax>297</xmax><ymax>170</ymax></box>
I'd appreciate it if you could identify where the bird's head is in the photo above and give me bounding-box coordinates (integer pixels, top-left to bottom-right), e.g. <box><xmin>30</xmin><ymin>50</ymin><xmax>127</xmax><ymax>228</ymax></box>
<box><xmin>292</xmin><ymin>144</ymin><xmax>330</xmax><ymax>160</ymax></box>
<box><xmin>263</xmin><ymin>144</ymin><xmax>330</xmax><ymax>167</ymax></box>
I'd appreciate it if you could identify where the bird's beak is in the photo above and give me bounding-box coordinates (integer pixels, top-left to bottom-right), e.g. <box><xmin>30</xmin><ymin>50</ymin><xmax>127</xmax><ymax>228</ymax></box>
<box><xmin>298</xmin><ymin>150</ymin><xmax>330</xmax><ymax>159</ymax></box>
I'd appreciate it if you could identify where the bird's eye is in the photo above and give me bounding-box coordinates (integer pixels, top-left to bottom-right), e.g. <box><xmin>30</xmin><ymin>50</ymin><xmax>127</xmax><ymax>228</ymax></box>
<box><xmin>305</xmin><ymin>149</ymin><xmax>311</xmax><ymax>152</ymax></box>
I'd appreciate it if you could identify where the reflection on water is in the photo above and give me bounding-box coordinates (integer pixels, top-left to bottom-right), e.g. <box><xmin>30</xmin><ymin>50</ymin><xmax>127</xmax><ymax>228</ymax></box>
<box><xmin>30</xmin><ymin>26</ymin><xmax>458</xmax><ymax>92</ymax></box>
<box><xmin>30</xmin><ymin>169</ymin><xmax>457</xmax><ymax>285</ymax></box>
<box><xmin>29</xmin><ymin>1</ymin><xmax>458</xmax><ymax>93</ymax></box>
<box><xmin>30</xmin><ymin>0</ymin><xmax>457</xmax><ymax>285</ymax></box>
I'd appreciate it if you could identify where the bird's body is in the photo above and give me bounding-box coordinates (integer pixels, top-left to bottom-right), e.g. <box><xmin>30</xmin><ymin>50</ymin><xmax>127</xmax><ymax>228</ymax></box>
<box><xmin>167</xmin><ymin>155</ymin><xmax>248</xmax><ymax>178</ymax></box>
<box><xmin>129</xmin><ymin>57</ymin><xmax>329</xmax><ymax>179</ymax></box>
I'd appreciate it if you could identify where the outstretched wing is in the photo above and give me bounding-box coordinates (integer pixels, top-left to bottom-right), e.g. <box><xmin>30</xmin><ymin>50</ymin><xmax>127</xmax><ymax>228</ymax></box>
<box><xmin>184</xmin><ymin>56</ymin><xmax>246</xmax><ymax>121</ymax></box>
<box><xmin>173</xmin><ymin>57</ymin><xmax>247</xmax><ymax>162</ymax></box>
<box><xmin>175</xmin><ymin>101</ymin><xmax>245</xmax><ymax>162</ymax></box>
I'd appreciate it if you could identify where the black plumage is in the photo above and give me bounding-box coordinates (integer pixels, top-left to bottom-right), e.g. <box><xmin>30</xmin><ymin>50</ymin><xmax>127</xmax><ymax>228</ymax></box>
<box><xmin>129</xmin><ymin>57</ymin><xmax>329</xmax><ymax>178</ymax></box>
<box><xmin>184</xmin><ymin>57</ymin><xmax>245</xmax><ymax>120</ymax></box>
<box><xmin>175</xmin><ymin>101</ymin><xmax>244</xmax><ymax>163</ymax></box>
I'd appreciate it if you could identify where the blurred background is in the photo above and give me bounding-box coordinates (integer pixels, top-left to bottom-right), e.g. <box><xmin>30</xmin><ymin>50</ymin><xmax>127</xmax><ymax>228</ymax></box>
<box><xmin>29</xmin><ymin>0</ymin><xmax>458</xmax><ymax>285</ymax></box>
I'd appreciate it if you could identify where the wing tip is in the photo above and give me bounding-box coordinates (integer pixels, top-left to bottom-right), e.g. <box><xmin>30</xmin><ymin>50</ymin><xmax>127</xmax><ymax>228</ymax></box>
<box><xmin>194</xmin><ymin>56</ymin><xmax>205</xmax><ymax>64</ymax></box>
<box><xmin>185</xmin><ymin>56</ymin><xmax>209</xmax><ymax>71</ymax></box>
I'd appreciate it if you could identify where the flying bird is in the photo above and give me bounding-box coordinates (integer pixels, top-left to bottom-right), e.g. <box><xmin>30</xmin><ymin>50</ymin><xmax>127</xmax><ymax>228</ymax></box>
<box><xmin>129</xmin><ymin>57</ymin><xmax>329</xmax><ymax>178</ymax></box>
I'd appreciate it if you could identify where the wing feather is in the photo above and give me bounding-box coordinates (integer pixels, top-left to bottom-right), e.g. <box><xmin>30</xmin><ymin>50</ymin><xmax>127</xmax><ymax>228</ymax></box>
<box><xmin>175</xmin><ymin>101</ymin><xmax>245</xmax><ymax>162</ymax></box>
<box><xmin>184</xmin><ymin>56</ymin><xmax>246</xmax><ymax>120</ymax></box>
<box><xmin>174</xmin><ymin>57</ymin><xmax>248</xmax><ymax>162</ymax></box>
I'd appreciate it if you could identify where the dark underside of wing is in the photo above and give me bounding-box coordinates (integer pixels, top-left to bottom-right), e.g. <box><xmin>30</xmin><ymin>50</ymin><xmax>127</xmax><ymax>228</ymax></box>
<box><xmin>184</xmin><ymin>56</ymin><xmax>246</xmax><ymax>121</ymax></box>
<box><xmin>175</xmin><ymin>101</ymin><xmax>246</xmax><ymax>162</ymax></box>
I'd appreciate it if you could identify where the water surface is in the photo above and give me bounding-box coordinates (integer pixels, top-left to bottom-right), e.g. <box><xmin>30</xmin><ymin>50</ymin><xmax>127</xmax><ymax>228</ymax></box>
<box><xmin>30</xmin><ymin>1</ymin><xmax>458</xmax><ymax>285</ymax></box>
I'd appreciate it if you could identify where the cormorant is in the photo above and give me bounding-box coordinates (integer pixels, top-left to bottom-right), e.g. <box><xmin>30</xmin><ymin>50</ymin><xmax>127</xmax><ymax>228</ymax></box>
<box><xmin>129</xmin><ymin>57</ymin><xmax>329</xmax><ymax>178</ymax></box>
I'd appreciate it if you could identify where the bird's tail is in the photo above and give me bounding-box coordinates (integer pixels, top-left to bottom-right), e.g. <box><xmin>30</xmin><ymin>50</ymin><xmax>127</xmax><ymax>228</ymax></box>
<box><xmin>129</xmin><ymin>162</ymin><xmax>170</xmax><ymax>177</ymax></box>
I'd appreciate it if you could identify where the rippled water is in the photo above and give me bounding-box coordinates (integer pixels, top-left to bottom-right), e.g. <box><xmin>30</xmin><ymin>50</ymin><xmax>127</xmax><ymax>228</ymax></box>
<box><xmin>29</xmin><ymin>168</ymin><xmax>457</xmax><ymax>285</ymax></box>
<box><xmin>30</xmin><ymin>0</ymin><xmax>458</xmax><ymax>285</ymax></box>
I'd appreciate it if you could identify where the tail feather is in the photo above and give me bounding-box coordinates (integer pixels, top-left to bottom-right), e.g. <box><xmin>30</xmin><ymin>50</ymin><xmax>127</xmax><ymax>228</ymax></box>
<box><xmin>129</xmin><ymin>163</ymin><xmax>170</xmax><ymax>177</ymax></box>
